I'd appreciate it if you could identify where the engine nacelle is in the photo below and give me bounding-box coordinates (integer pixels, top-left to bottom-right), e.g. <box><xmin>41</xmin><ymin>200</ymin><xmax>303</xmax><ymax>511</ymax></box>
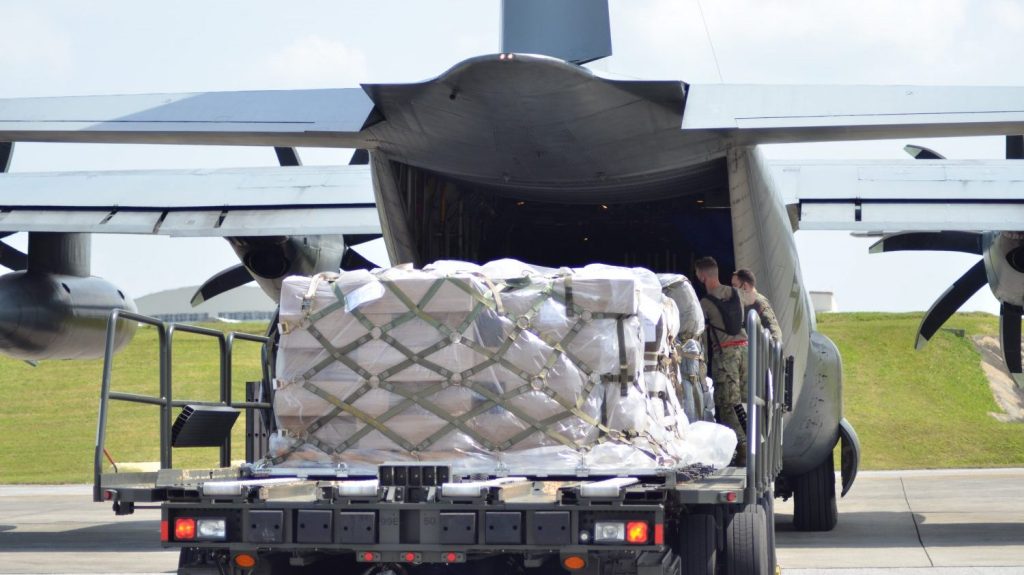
<box><xmin>984</xmin><ymin>232</ymin><xmax>1024</xmax><ymax>306</ymax></box>
<box><xmin>228</xmin><ymin>236</ymin><xmax>345</xmax><ymax>301</ymax></box>
<box><xmin>0</xmin><ymin>272</ymin><xmax>136</xmax><ymax>361</ymax></box>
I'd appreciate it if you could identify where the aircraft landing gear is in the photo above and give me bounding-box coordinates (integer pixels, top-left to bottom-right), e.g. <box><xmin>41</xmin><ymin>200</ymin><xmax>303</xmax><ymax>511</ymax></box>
<box><xmin>792</xmin><ymin>451</ymin><xmax>838</xmax><ymax>531</ymax></box>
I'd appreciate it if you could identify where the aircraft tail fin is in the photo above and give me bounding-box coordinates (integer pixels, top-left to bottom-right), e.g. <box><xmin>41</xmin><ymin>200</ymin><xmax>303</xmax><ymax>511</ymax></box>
<box><xmin>500</xmin><ymin>0</ymin><xmax>611</xmax><ymax>65</ymax></box>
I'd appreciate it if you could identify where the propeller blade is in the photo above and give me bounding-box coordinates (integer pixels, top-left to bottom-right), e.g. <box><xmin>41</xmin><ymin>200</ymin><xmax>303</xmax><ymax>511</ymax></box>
<box><xmin>1008</xmin><ymin>135</ymin><xmax>1024</xmax><ymax>160</ymax></box>
<box><xmin>349</xmin><ymin>149</ymin><xmax>369</xmax><ymax>165</ymax></box>
<box><xmin>903</xmin><ymin>144</ymin><xmax>946</xmax><ymax>160</ymax></box>
<box><xmin>274</xmin><ymin>147</ymin><xmax>302</xmax><ymax>167</ymax></box>
<box><xmin>916</xmin><ymin>259</ymin><xmax>987</xmax><ymax>349</ymax></box>
<box><xmin>869</xmin><ymin>231</ymin><xmax>983</xmax><ymax>255</ymax></box>
<box><xmin>0</xmin><ymin>141</ymin><xmax>12</xmax><ymax>172</ymax></box>
<box><xmin>190</xmin><ymin>264</ymin><xmax>254</xmax><ymax>307</ymax></box>
<box><xmin>1000</xmin><ymin>302</ymin><xmax>1024</xmax><ymax>385</ymax></box>
<box><xmin>0</xmin><ymin>241</ymin><xmax>27</xmax><ymax>271</ymax></box>
<box><xmin>340</xmin><ymin>246</ymin><xmax>377</xmax><ymax>271</ymax></box>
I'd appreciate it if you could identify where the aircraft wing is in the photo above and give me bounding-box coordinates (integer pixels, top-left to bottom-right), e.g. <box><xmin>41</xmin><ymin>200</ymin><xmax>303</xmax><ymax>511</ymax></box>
<box><xmin>683</xmin><ymin>85</ymin><xmax>1024</xmax><ymax>143</ymax></box>
<box><xmin>0</xmin><ymin>165</ymin><xmax>380</xmax><ymax>236</ymax></box>
<box><xmin>0</xmin><ymin>89</ymin><xmax>377</xmax><ymax>147</ymax></box>
<box><xmin>775</xmin><ymin>159</ymin><xmax>1024</xmax><ymax>231</ymax></box>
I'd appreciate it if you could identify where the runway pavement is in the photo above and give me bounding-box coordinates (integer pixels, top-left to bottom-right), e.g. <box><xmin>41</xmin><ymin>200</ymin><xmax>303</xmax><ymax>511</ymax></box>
<box><xmin>0</xmin><ymin>468</ymin><xmax>1021</xmax><ymax>574</ymax></box>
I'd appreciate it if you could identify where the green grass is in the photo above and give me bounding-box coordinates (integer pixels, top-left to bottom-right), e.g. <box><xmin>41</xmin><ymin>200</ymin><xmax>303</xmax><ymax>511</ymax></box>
<box><xmin>818</xmin><ymin>311</ymin><xmax>1024</xmax><ymax>470</ymax></box>
<box><xmin>0</xmin><ymin>322</ymin><xmax>268</xmax><ymax>483</ymax></box>
<box><xmin>1</xmin><ymin>313</ymin><xmax>1022</xmax><ymax>483</ymax></box>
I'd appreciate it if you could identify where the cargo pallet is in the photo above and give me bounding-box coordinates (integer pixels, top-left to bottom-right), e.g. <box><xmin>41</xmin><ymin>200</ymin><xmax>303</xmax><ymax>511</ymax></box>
<box><xmin>94</xmin><ymin>310</ymin><xmax>788</xmax><ymax>575</ymax></box>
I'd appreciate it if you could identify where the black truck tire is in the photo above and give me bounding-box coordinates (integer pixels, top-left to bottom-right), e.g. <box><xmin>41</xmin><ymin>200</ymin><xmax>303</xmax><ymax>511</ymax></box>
<box><xmin>793</xmin><ymin>451</ymin><xmax>838</xmax><ymax>531</ymax></box>
<box><xmin>760</xmin><ymin>495</ymin><xmax>777</xmax><ymax>573</ymax></box>
<box><xmin>724</xmin><ymin>507</ymin><xmax>769</xmax><ymax>575</ymax></box>
<box><xmin>677</xmin><ymin>513</ymin><xmax>717</xmax><ymax>575</ymax></box>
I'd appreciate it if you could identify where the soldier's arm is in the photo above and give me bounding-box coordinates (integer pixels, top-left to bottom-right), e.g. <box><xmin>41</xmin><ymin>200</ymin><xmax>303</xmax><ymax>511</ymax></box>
<box><xmin>765</xmin><ymin>300</ymin><xmax>783</xmax><ymax>342</ymax></box>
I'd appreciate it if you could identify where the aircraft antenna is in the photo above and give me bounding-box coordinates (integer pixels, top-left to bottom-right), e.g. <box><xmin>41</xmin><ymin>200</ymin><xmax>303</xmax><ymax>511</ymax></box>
<box><xmin>695</xmin><ymin>0</ymin><xmax>724</xmax><ymax>83</ymax></box>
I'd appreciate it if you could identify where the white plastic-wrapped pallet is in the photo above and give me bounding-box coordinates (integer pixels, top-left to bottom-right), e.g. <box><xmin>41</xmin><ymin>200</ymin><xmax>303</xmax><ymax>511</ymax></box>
<box><xmin>268</xmin><ymin>260</ymin><xmax>736</xmax><ymax>475</ymax></box>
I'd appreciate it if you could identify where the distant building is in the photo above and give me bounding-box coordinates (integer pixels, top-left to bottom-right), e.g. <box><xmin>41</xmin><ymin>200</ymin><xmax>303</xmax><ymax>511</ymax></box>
<box><xmin>810</xmin><ymin>291</ymin><xmax>838</xmax><ymax>313</ymax></box>
<box><xmin>136</xmin><ymin>285</ymin><xmax>275</xmax><ymax>323</ymax></box>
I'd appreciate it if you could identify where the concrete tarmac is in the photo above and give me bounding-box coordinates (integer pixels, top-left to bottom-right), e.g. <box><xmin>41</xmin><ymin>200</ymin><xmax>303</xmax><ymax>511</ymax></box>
<box><xmin>0</xmin><ymin>468</ymin><xmax>1021</xmax><ymax>574</ymax></box>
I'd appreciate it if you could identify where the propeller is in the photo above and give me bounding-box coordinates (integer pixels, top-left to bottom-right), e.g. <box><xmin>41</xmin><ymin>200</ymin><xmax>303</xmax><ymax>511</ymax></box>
<box><xmin>0</xmin><ymin>142</ymin><xmax>12</xmax><ymax>172</ymax></box>
<box><xmin>903</xmin><ymin>144</ymin><xmax>946</xmax><ymax>160</ymax></box>
<box><xmin>274</xmin><ymin>147</ymin><xmax>301</xmax><ymax>167</ymax></box>
<box><xmin>190</xmin><ymin>264</ymin><xmax>254</xmax><ymax>307</ymax></box>
<box><xmin>913</xmin><ymin>259</ymin><xmax>987</xmax><ymax>349</ymax></box>
<box><xmin>875</xmin><ymin>136</ymin><xmax>1024</xmax><ymax>384</ymax></box>
<box><xmin>349</xmin><ymin>149</ymin><xmax>369</xmax><ymax>165</ymax></box>
<box><xmin>189</xmin><ymin>146</ymin><xmax>305</xmax><ymax>306</ymax></box>
<box><xmin>0</xmin><ymin>241</ymin><xmax>28</xmax><ymax>271</ymax></box>
<box><xmin>0</xmin><ymin>143</ymin><xmax>26</xmax><ymax>271</ymax></box>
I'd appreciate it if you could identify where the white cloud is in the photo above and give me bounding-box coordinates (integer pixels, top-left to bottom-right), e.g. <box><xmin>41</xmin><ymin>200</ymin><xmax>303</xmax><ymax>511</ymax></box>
<box><xmin>266</xmin><ymin>35</ymin><xmax>368</xmax><ymax>88</ymax></box>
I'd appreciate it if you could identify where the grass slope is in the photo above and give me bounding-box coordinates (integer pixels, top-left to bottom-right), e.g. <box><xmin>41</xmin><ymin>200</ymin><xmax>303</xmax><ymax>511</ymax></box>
<box><xmin>1</xmin><ymin>314</ymin><xmax>1021</xmax><ymax>483</ymax></box>
<box><xmin>0</xmin><ymin>322</ymin><xmax>268</xmax><ymax>483</ymax></box>
<box><xmin>818</xmin><ymin>312</ymin><xmax>1024</xmax><ymax>470</ymax></box>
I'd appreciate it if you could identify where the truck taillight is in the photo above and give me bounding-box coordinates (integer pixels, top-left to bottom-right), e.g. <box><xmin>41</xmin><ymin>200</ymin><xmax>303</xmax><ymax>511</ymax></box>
<box><xmin>160</xmin><ymin>520</ymin><xmax>169</xmax><ymax>542</ymax></box>
<box><xmin>625</xmin><ymin>521</ymin><xmax>648</xmax><ymax>544</ymax></box>
<box><xmin>174</xmin><ymin>518</ymin><xmax>196</xmax><ymax>541</ymax></box>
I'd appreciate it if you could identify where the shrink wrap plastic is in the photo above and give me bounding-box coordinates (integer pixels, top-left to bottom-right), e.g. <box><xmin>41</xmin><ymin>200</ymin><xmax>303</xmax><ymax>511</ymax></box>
<box><xmin>269</xmin><ymin>259</ymin><xmax>735</xmax><ymax>475</ymax></box>
<box><xmin>658</xmin><ymin>274</ymin><xmax>705</xmax><ymax>341</ymax></box>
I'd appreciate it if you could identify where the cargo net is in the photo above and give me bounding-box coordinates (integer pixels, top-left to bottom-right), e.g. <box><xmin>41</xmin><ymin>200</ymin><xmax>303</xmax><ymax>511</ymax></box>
<box><xmin>268</xmin><ymin>260</ymin><xmax>736</xmax><ymax>476</ymax></box>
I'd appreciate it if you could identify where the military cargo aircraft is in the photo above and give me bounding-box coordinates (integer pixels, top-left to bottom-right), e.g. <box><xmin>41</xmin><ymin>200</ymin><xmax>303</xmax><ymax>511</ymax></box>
<box><xmin>3</xmin><ymin>0</ymin><xmax>1024</xmax><ymax>532</ymax></box>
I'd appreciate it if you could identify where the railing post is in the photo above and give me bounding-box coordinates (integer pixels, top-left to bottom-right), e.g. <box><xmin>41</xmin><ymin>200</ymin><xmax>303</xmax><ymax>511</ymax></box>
<box><xmin>221</xmin><ymin>334</ymin><xmax>233</xmax><ymax>468</ymax></box>
<box><xmin>95</xmin><ymin>309</ymin><xmax>168</xmax><ymax>500</ymax></box>
<box><xmin>163</xmin><ymin>324</ymin><xmax>175</xmax><ymax>469</ymax></box>
<box><xmin>94</xmin><ymin>309</ymin><xmax>122</xmax><ymax>502</ymax></box>
<box><xmin>745</xmin><ymin>310</ymin><xmax>758</xmax><ymax>505</ymax></box>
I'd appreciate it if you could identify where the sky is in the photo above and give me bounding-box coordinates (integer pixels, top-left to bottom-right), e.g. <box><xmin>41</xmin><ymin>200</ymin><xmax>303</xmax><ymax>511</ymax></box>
<box><xmin>1</xmin><ymin>0</ymin><xmax>1023</xmax><ymax>313</ymax></box>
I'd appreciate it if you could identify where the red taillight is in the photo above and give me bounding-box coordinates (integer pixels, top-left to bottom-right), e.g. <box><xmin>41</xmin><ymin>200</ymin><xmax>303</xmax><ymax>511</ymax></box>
<box><xmin>160</xmin><ymin>520</ymin><xmax>169</xmax><ymax>542</ymax></box>
<box><xmin>361</xmin><ymin>552</ymin><xmax>375</xmax><ymax>562</ymax></box>
<box><xmin>654</xmin><ymin>523</ymin><xmax>665</xmax><ymax>545</ymax></box>
<box><xmin>403</xmin><ymin>552</ymin><xmax>417</xmax><ymax>563</ymax></box>
<box><xmin>445</xmin><ymin>552</ymin><xmax>458</xmax><ymax>563</ymax></box>
<box><xmin>626</xmin><ymin>521</ymin><xmax>648</xmax><ymax>544</ymax></box>
<box><xmin>174</xmin><ymin>517</ymin><xmax>196</xmax><ymax>541</ymax></box>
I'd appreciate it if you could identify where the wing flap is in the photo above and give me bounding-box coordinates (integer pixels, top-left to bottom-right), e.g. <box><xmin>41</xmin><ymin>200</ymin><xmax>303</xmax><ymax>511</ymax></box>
<box><xmin>0</xmin><ymin>165</ymin><xmax>380</xmax><ymax>236</ymax></box>
<box><xmin>683</xmin><ymin>85</ymin><xmax>1024</xmax><ymax>142</ymax></box>
<box><xmin>0</xmin><ymin>89</ymin><xmax>377</xmax><ymax>147</ymax></box>
<box><xmin>777</xmin><ymin>159</ymin><xmax>1024</xmax><ymax>231</ymax></box>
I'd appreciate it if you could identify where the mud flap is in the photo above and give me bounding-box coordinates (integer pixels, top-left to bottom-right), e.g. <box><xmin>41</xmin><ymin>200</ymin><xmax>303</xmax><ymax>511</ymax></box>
<box><xmin>839</xmin><ymin>418</ymin><xmax>860</xmax><ymax>497</ymax></box>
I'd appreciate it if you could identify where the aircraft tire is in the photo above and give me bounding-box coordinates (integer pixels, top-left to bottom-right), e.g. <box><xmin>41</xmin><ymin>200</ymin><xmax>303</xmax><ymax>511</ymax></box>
<box><xmin>793</xmin><ymin>451</ymin><xmax>838</xmax><ymax>531</ymax></box>
<box><xmin>677</xmin><ymin>513</ymin><xmax>717</xmax><ymax>575</ymax></box>
<box><xmin>724</xmin><ymin>506</ymin><xmax>769</xmax><ymax>575</ymax></box>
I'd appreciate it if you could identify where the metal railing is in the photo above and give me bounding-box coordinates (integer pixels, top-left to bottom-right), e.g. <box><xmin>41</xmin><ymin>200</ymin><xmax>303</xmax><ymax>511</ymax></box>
<box><xmin>93</xmin><ymin>309</ymin><xmax>272</xmax><ymax>502</ymax></box>
<box><xmin>744</xmin><ymin>310</ymin><xmax>787</xmax><ymax>504</ymax></box>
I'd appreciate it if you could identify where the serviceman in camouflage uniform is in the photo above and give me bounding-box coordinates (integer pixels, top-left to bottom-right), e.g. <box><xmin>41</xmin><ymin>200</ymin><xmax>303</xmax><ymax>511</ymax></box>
<box><xmin>694</xmin><ymin>257</ymin><xmax>748</xmax><ymax>464</ymax></box>
<box><xmin>732</xmin><ymin>268</ymin><xmax>783</xmax><ymax>343</ymax></box>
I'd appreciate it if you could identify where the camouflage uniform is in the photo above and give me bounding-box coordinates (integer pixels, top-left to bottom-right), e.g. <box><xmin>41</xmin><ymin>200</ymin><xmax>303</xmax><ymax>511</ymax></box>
<box><xmin>711</xmin><ymin>344</ymin><xmax>748</xmax><ymax>448</ymax></box>
<box><xmin>700</xmin><ymin>285</ymin><xmax>749</xmax><ymax>456</ymax></box>
<box><xmin>749</xmin><ymin>290</ymin><xmax>783</xmax><ymax>343</ymax></box>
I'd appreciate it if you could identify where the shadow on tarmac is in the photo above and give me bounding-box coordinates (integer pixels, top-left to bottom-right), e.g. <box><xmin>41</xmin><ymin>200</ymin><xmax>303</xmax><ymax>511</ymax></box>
<box><xmin>0</xmin><ymin>520</ymin><xmax>163</xmax><ymax>552</ymax></box>
<box><xmin>776</xmin><ymin>510</ymin><xmax>1024</xmax><ymax>548</ymax></box>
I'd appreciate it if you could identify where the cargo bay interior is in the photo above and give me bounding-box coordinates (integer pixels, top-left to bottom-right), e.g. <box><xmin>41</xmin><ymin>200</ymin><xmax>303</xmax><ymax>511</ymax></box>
<box><xmin>387</xmin><ymin>158</ymin><xmax>737</xmax><ymax>282</ymax></box>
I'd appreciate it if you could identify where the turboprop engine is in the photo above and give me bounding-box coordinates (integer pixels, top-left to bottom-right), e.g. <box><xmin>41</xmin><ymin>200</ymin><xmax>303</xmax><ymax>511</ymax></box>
<box><xmin>0</xmin><ymin>232</ymin><xmax>136</xmax><ymax>361</ymax></box>
<box><xmin>870</xmin><ymin>229</ymin><xmax>1024</xmax><ymax>384</ymax></box>
<box><xmin>875</xmin><ymin>135</ymin><xmax>1024</xmax><ymax>384</ymax></box>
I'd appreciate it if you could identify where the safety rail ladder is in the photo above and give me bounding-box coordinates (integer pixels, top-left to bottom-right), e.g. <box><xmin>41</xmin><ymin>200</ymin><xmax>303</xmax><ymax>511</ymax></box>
<box><xmin>744</xmin><ymin>309</ymin><xmax>787</xmax><ymax>504</ymax></box>
<box><xmin>94</xmin><ymin>309</ymin><xmax>272</xmax><ymax>505</ymax></box>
